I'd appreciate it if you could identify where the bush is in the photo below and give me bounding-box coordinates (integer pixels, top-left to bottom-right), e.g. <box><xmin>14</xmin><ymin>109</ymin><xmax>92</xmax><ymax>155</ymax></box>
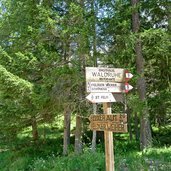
<box><xmin>29</xmin><ymin>150</ymin><xmax>105</xmax><ymax>171</ymax></box>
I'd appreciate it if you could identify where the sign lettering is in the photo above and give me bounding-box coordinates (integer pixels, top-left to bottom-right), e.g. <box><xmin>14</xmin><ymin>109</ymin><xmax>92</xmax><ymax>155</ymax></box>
<box><xmin>87</xmin><ymin>82</ymin><xmax>133</xmax><ymax>93</ymax></box>
<box><xmin>89</xmin><ymin>114</ymin><xmax>127</xmax><ymax>123</ymax></box>
<box><xmin>86</xmin><ymin>67</ymin><xmax>133</xmax><ymax>83</ymax></box>
<box><xmin>89</xmin><ymin>122</ymin><xmax>127</xmax><ymax>133</ymax></box>
<box><xmin>86</xmin><ymin>93</ymin><xmax>116</xmax><ymax>103</ymax></box>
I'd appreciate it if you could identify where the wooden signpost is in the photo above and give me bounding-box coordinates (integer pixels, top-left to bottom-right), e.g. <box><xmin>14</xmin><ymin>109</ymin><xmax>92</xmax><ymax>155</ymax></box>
<box><xmin>85</xmin><ymin>67</ymin><xmax>133</xmax><ymax>171</ymax></box>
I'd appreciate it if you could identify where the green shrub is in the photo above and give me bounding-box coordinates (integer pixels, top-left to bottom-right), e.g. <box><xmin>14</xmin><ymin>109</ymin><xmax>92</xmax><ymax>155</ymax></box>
<box><xmin>29</xmin><ymin>150</ymin><xmax>105</xmax><ymax>171</ymax></box>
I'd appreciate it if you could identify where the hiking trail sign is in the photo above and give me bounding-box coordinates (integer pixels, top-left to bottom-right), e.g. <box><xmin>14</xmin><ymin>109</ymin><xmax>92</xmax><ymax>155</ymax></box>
<box><xmin>89</xmin><ymin>114</ymin><xmax>127</xmax><ymax>132</ymax></box>
<box><xmin>89</xmin><ymin>122</ymin><xmax>127</xmax><ymax>132</ymax></box>
<box><xmin>85</xmin><ymin>67</ymin><xmax>133</xmax><ymax>171</ymax></box>
<box><xmin>86</xmin><ymin>82</ymin><xmax>133</xmax><ymax>93</ymax></box>
<box><xmin>86</xmin><ymin>67</ymin><xmax>133</xmax><ymax>83</ymax></box>
<box><xmin>86</xmin><ymin>92</ymin><xmax>116</xmax><ymax>103</ymax></box>
<box><xmin>89</xmin><ymin>114</ymin><xmax>127</xmax><ymax>123</ymax></box>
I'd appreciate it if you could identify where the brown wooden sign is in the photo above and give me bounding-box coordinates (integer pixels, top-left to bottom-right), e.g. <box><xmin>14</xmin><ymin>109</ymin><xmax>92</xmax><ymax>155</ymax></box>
<box><xmin>89</xmin><ymin>114</ymin><xmax>127</xmax><ymax>133</ymax></box>
<box><xmin>89</xmin><ymin>114</ymin><xmax>127</xmax><ymax>123</ymax></box>
<box><xmin>89</xmin><ymin>121</ymin><xmax>127</xmax><ymax>133</ymax></box>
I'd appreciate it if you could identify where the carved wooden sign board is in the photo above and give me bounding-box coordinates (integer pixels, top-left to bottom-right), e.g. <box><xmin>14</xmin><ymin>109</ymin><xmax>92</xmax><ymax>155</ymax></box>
<box><xmin>89</xmin><ymin>114</ymin><xmax>127</xmax><ymax>122</ymax></box>
<box><xmin>89</xmin><ymin>114</ymin><xmax>128</xmax><ymax>133</ymax></box>
<box><xmin>89</xmin><ymin>122</ymin><xmax>127</xmax><ymax>133</ymax></box>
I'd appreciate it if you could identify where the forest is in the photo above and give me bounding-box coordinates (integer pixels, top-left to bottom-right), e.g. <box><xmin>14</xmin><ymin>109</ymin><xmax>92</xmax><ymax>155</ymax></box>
<box><xmin>0</xmin><ymin>0</ymin><xmax>171</xmax><ymax>170</ymax></box>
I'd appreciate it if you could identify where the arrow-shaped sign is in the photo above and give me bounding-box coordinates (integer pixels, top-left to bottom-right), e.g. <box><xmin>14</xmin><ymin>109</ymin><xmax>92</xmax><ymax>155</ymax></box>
<box><xmin>86</xmin><ymin>93</ymin><xmax>116</xmax><ymax>103</ymax></box>
<box><xmin>87</xmin><ymin>82</ymin><xmax>133</xmax><ymax>93</ymax></box>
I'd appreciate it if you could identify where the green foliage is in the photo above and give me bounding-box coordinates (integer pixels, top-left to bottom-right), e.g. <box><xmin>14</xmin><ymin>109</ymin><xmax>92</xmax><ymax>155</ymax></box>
<box><xmin>153</xmin><ymin>125</ymin><xmax>171</xmax><ymax>146</ymax></box>
<box><xmin>0</xmin><ymin>0</ymin><xmax>171</xmax><ymax>169</ymax></box>
<box><xmin>0</xmin><ymin>65</ymin><xmax>33</xmax><ymax>99</ymax></box>
<box><xmin>128</xmin><ymin>94</ymin><xmax>145</xmax><ymax>115</ymax></box>
<box><xmin>1</xmin><ymin>144</ymin><xmax>171</xmax><ymax>171</ymax></box>
<box><xmin>29</xmin><ymin>151</ymin><xmax>105</xmax><ymax>171</ymax></box>
<box><xmin>115</xmin><ymin>147</ymin><xmax>171</xmax><ymax>171</ymax></box>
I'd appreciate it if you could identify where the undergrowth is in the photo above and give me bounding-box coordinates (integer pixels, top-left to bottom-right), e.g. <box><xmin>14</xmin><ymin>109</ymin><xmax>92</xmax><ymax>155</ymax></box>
<box><xmin>0</xmin><ymin>141</ymin><xmax>171</xmax><ymax>171</ymax></box>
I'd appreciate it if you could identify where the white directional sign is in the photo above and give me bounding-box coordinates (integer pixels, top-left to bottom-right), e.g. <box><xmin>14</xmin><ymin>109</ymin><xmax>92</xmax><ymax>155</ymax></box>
<box><xmin>86</xmin><ymin>93</ymin><xmax>116</xmax><ymax>103</ymax></box>
<box><xmin>86</xmin><ymin>67</ymin><xmax>133</xmax><ymax>83</ymax></box>
<box><xmin>86</xmin><ymin>82</ymin><xmax>133</xmax><ymax>93</ymax></box>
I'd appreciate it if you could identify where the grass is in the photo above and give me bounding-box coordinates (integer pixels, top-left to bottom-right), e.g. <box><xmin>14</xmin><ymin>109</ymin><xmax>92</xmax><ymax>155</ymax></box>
<box><xmin>115</xmin><ymin>147</ymin><xmax>171</xmax><ymax>171</ymax></box>
<box><xmin>0</xmin><ymin>121</ymin><xmax>171</xmax><ymax>171</ymax></box>
<box><xmin>0</xmin><ymin>139</ymin><xmax>171</xmax><ymax>171</ymax></box>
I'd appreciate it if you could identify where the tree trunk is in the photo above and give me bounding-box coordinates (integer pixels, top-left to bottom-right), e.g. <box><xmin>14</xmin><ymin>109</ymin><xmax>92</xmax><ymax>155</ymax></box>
<box><xmin>125</xmin><ymin>97</ymin><xmax>132</xmax><ymax>141</ymax></box>
<box><xmin>91</xmin><ymin>103</ymin><xmax>97</xmax><ymax>152</ymax></box>
<box><xmin>31</xmin><ymin>116</ymin><xmax>38</xmax><ymax>143</ymax></box>
<box><xmin>131</xmin><ymin>0</ymin><xmax>152</xmax><ymax>150</ymax></box>
<box><xmin>91</xmin><ymin>0</ymin><xmax>98</xmax><ymax>152</ymax></box>
<box><xmin>63</xmin><ymin>107</ymin><xmax>71</xmax><ymax>155</ymax></box>
<box><xmin>75</xmin><ymin>115</ymin><xmax>82</xmax><ymax>154</ymax></box>
<box><xmin>140</xmin><ymin>109</ymin><xmax>152</xmax><ymax>149</ymax></box>
<box><xmin>92</xmin><ymin>0</ymin><xmax>97</xmax><ymax>67</ymax></box>
<box><xmin>134</xmin><ymin>112</ymin><xmax>139</xmax><ymax>141</ymax></box>
<box><xmin>74</xmin><ymin>0</ymin><xmax>88</xmax><ymax>155</ymax></box>
<box><xmin>128</xmin><ymin>110</ymin><xmax>132</xmax><ymax>141</ymax></box>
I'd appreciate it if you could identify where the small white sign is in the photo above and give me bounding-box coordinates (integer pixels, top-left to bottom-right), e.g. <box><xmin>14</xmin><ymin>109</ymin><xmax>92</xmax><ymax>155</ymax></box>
<box><xmin>87</xmin><ymin>82</ymin><xmax>133</xmax><ymax>93</ymax></box>
<box><xmin>86</xmin><ymin>93</ymin><xmax>116</xmax><ymax>103</ymax></box>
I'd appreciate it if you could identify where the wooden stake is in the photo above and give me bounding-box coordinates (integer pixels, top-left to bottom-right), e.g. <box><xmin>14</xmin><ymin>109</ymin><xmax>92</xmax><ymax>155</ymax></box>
<box><xmin>103</xmin><ymin>102</ymin><xmax>114</xmax><ymax>171</ymax></box>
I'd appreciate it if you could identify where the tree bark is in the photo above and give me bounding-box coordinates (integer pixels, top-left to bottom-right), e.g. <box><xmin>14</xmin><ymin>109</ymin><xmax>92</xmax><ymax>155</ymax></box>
<box><xmin>131</xmin><ymin>0</ymin><xmax>152</xmax><ymax>150</ymax></box>
<box><xmin>91</xmin><ymin>0</ymin><xmax>98</xmax><ymax>152</ymax></box>
<box><xmin>75</xmin><ymin>115</ymin><xmax>82</xmax><ymax>154</ymax></box>
<box><xmin>134</xmin><ymin>112</ymin><xmax>139</xmax><ymax>141</ymax></box>
<box><xmin>63</xmin><ymin>107</ymin><xmax>71</xmax><ymax>155</ymax></box>
<box><xmin>31</xmin><ymin>116</ymin><xmax>39</xmax><ymax>143</ymax></box>
<box><xmin>92</xmin><ymin>0</ymin><xmax>98</xmax><ymax>67</ymax></box>
<box><xmin>91</xmin><ymin>103</ymin><xmax>97</xmax><ymax>152</ymax></box>
<box><xmin>125</xmin><ymin>97</ymin><xmax>132</xmax><ymax>141</ymax></box>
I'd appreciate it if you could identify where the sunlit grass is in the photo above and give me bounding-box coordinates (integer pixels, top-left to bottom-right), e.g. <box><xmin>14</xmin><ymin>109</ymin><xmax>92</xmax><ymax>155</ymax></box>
<box><xmin>1</xmin><ymin>143</ymin><xmax>171</xmax><ymax>171</ymax></box>
<box><xmin>1</xmin><ymin>120</ymin><xmax>171</xmax><ymax>171</ymax></box>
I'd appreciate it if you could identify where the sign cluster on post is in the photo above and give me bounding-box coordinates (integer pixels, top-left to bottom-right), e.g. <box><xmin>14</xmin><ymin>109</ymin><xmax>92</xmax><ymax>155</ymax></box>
<box><xmin>85</xmin><ymin>67</ymin><xmax>133</xmax><ymax>171</ymax></box>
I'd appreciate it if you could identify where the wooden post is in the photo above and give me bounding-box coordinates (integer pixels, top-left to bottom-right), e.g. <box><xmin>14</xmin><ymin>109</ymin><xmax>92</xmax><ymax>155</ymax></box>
<box><xmin>103</xmin><ymin>102</ymin><xmax>114</xmax><ymax>171</ymax></box>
